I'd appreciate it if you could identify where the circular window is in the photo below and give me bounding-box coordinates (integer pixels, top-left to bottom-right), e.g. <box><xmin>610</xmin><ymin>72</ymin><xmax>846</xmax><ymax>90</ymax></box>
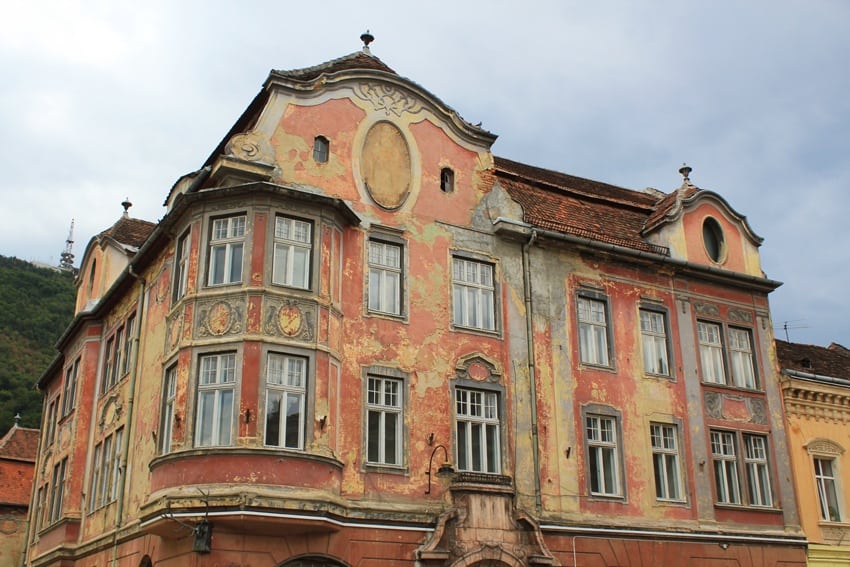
<box><xmin>702</xmin><ymin>217</ymin><xmax>725</xmax><ymax>263</ymax></box>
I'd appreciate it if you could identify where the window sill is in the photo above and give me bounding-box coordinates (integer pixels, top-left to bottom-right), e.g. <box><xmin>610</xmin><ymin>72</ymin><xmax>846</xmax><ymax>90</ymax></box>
<box><xmin>588</xmin><ymin>493</ymin><xmax>626</xmax><ymax>502</ymax></box>
<box><xmin>363</xmin><ymin>463</ymin><xmax>407</xmax><ymax>475</ymax></box>
<box><xmin>653</xmin><ymin>498</ymin><xmax>689</xmax><ymax>508</ymax></box>
<box><xmin>450</xmin><ymin>324</ymin><xmax>501</xmax><ymax>338</ymax></box>
<box><xmin>713</xmin><ymin>503</ymin><xmax>782</xmax><ymax>514</ymax></box>
<box><xmin>365</xmin><ymin>309</ymin><xmax>407</xmax><ymax>323</ymax></box>
<box><xmin>701</xmin><ymin>382</ymin><xmax>764</xmax><ymax>395</ymax></box>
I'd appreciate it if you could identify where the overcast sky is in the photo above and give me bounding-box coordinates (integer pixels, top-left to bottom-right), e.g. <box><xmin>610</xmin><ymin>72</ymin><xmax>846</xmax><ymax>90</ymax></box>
<box><xmin>1</xmin><ymin>1</ymin><xmax>847</xmax><ymax>347</ymax></box>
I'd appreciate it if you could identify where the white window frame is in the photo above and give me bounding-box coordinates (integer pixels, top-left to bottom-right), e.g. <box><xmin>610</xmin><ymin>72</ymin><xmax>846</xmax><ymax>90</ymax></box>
<box><xmin>640</xmin><ymin>308</ymin><xmax>670</xmax><ymax>376</ymax></box>
<box><xmin>455</xmin><ymin>387</ymin><xmax>501</xmax><ymax>474</ymax></box>
<box><xmin>698</xmin><ymin>321</ymin><xmax>726</xmax><ymax>384</ymax></box>
<box><xmin>272</xmin><ymin>215</ymin><xmax>312</xmax><ymax>289</ymax></box>
<box><xmin>160</xmin><ymin>365</ymin><xmax>177</xmax><ymax>454</ymax></box>
<box><xmin>368</xmin><ymin>239</ymin><xmax>402</xmax><ymax>316</ymax></box>
<box><xmin>452</xmin><ymin>257</ymin><xmax>496</xmax><ymax>331</ymax></box>
<box><xmin>122</xmin><ymin>313</ymin><xmax>135</xmax><ymax>376</ymax></box>
<box><xmin>195</xmin><ymin>352</ymin><xmax>237</xmax><ymax>447</ymax></box>
<box><xmin>366</xmin><ymin>376</ymin><xmax>403</xmax><ymax>466</ymax></box>
<box><xmin>173</xmin><ymin>229</ymin><xmax>190</xmax><ymax>302</ymax></box>
<box><xmin>710</xmin><ymin>430</ymin><xmax>742</xmax><ymax>504</ymax></box>
<box><xmin>263</xmin><ymin>353</ymin><xmax>307</xmax><ymax>450</ymax></box>
<box><xmin>814</xmin><ymin>457</ymin><xmax>842</xmax><ymax>522</ymax></box>
<box><xmin>47</xmin><ymin>458</ymin><xmax>67</xmax><ymax>524</ymax></box>
<box><xmin>61</xmin><ymin>357</ymin><xmax>80</xmax><ymax>416</ymax></box>
<box><xmin>578</xmin><ymin>295</ymin><xmax>612</xmax><ymax>367</ymax></box>
<box><xmin>651</xmin><ymin>422</ymin><xmax>684</xmax><ymax>502</ymax></box>
<box><xmin>43</xmin><ymin>396</ymin><xmax>58</xmax><ymax>448</ymax></box>
<box><xmin>208</xmin><ymin>215</ymin><xmax>246</xmax><ymax>286</ymax></box>
<box><xmin>586</xmin><ymin>414</ymin><xmax>622</xmax><ymax>497</ymax></box>
<box><xmin>743</xmin><ymin>433</ymin><xmax>773</xmax><ymax>507</ymax></box>
<box><xmin>729</xmin><ymin>327</ymin><xmax>757</xmax><ymax>388</ymax></box>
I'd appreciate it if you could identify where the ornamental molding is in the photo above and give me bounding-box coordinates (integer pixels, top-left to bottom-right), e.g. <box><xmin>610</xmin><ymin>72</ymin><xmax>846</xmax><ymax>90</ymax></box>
<box><xmin>195</xmin><ymin>297</ymin><xmax>245</xmax><ymax>338</ymax></box>
<box><xmin>782</xmin><ymin>383</ymin><xmax>850</xmax><ymax>424</ymax></box>
<box><xmin>262</xmin><ymin>297</ymin><xmax>316</xmax><ymax>342</ymax></box>
<box><xmin>727</xmin><ymin>308</ymin><xmax>753</xmax><ymax>324</ymax></box>
<box><xmin>353</xmin><ymin>82</ymin><xmax>422</xmax><ymax>117</ymax></box>
<box><xmin>693</xmin><ymin>302</ymin><xmax>720</xmax><ymax>317</ymax></box>
<box><xmin>703</xmin><ymin>391</ymin><xmax>767</xmax><ymax>424</ymax></box>
<box><xmin>225</xmin><ymin>131</ymin><xmax>274</xmax><ymax>163</ymax></box>
<box><xmin>805</xmin><ymin>438</ymin><xmax>846</xmax><ymax>456</ymax></box>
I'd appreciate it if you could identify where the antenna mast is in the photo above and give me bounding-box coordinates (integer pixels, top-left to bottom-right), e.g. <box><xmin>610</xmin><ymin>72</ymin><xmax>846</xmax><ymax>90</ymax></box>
<box><xmin>59</xmin><ymin>219</ymin><xmax>75</xmax><ymax>272</ymax></box>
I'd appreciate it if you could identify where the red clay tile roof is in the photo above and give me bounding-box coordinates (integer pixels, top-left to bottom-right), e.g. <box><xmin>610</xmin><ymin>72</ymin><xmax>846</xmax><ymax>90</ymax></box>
<box><xmin>776</xmin><ymin>339</ymin><xmax>850</xmax><ymax>381</ymax></box>
<box><xmin>99</xmin><ymin>216</ymin><xmax>157</xmax><ymax>249</ymax></box>
<box><xmin>272</xmin><ymin>50</ymin><xmax>397</xmax><ymax>82</ymax></box>
<box><xmin>0</xmin><ymin>426</ymin><xmax>39</xmax><ymax>462</ymax></box>
<box><xmin>494</xmin><ymin>156</ymin><xmax>670</xmax><ymax>255</ymax></box>
<box><xmin>643</xmin><ymin>184</ymin><xmax>700</xmax><ymax>232</ymax></box>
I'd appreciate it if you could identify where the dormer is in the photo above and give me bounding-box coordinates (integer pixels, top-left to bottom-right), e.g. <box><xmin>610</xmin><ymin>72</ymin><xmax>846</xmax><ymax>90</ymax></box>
<box><xmin>643</xmin><ymin>166</ymin><xmax>765</xmax><ymax>278</ymax></box>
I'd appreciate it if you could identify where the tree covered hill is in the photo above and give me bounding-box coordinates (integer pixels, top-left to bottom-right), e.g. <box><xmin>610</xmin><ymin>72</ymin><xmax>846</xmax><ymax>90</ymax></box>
<box><xmin>0</xmin><ymin>255</ymin><xmax>76</xmax><ymax>436</ymax></box>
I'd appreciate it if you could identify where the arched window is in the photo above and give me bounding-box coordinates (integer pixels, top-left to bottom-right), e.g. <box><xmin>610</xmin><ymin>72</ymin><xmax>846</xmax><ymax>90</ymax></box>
<box><xmin>313</xmin><ymin>136</ymin><xmax>329</xmax><ymax>163</ymax></box>
<box><xmin>139</xmin><ymin>556</ymin><xmax>153</xmax><ymax>567</ymax></box>
<box><xmin>280</xmin><ymin>556</ymin><xmax>347</xmax><ymax>567</ymax></box>
<box><xmin>440</xmin><ymin>167</ymin><xmax>455</xmax><ymax>192</ymax></box>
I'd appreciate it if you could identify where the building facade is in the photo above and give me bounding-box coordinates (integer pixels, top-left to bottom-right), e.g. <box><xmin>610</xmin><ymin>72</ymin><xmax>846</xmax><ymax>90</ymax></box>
<box><xmin>0</xmin><ymin>421</ymin><xmax>38</xmax><ymax>566</ymax></box>
<box><xmin>778</xmin><ymin>339</ymin><xmax>850</xmax><ymax>566</ymax></box>
<box><xmin>27</xmin><ymin>41</ymin><xmax>806</xmax><ymax>566</ymax></box>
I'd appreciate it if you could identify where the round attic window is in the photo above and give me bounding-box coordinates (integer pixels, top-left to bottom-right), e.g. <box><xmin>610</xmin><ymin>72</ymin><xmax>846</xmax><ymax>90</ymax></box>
<box><xmin>702</xmin><ymin>217</ymin><xmax>725</xmax><ymax>263</ymax></box>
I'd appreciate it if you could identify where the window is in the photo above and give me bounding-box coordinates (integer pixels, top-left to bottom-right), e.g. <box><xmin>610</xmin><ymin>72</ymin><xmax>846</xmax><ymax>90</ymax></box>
<box><xmin>61</xmin><ymin>357</ymin><xmax>80</xmax><ymax>416</ymax></box>
<box><xmin>368</xmin><ymin>239</ymin><xmax>402</xmax><ymax>315</ymax></box>
<box><xmin>101</xmin><ymin>335</ymin><xmax>115</xmax><ymax>393</ymax></box>
<box><xmin>366</xmin><ymin>376</ymin><xmax>402</xmax><ymax>466</ymax></box>
<box><xmin>208</xmin><ymin>215</ymin><xmax>246</xmax><ymax>285</ymax></box>
<box><xmin>744</xmin><ymin>434</ymin><xmax>773</xmax><ymax>507</ymax></box>
<box><xmin>452</xmin><ymin>257</ymin><xmax>495</xmax><ymax>331</ymax></box>
<box><xmin>703</xmin><ymin>217</ymin><xmax>725</xmax><ymax>263</ymax></box>
<box><xmin>43</xmin><ymin>397</ymin><xmax>58</xmax><ymax>448</ymax></box>
<box><xmin>47</xmin><ymin>458</ymin><xmax>67</xmax><ymax>524</ymax></box>
<box><xmin>440</xmin><ymin>167</ymin><xmax>454</xmax><ymax>192</ymax></box>
<box><xmin>264</xmin><ymin>353</ymin><xmax>306</xmax><ymax>450</ymax></box>
<box><xmin>651</xmin><ymin>423</ymin><xmax>683</xmax><ymax>501</ymax></box>
<box><xmin>272</xmin><ymin>216</ymin><xmax>312</xmax><ymax>289</ymax></box>
<box><xmin>711</xmin><ymin>430</ymin><xmax>773</xmax><ymax>507</ymax></box>
<box><xmin>90</xmin><ymin>427</ymin><xmax>123</xmax><ymax>510</ymax></box>
<box><xmin>122</xmin><ymin>314</ymin><xmax>135</xmax><ymax>376</ymax></box>
<box><xmin>455</xmin><ymin>388</ymin><xmax>500</xmax><ymax>473</ymax></box>
<box><xmin>814</xmin><ymin>457</ymin><xmax>842</xmax><ymax>522</ymax></box>
<box><xmin>196</xmin><ymin>353</ymin><xmax>237</xmax><ymax>447</ymax></box>
<box><xmin>698</xmin><ymin>321</ymin><xmax>725</xmax><ymax>384</ymax></box>
<box><xmin>160</xmin><ymin>365</ymin><xmax>177</xmax><ymax>453</ymax></box>
<box><xmin>640</xmin><ymin>309</ymin><xmax>670</xmax><ymax>376</ymax></box>
<box><xmin>586</xmin><ymin>414</ymin><xmax>621</xmax><ymax>496</ymax></box>
<box><xmin>313</xmin><ymin>135</ymin><xmax>329</xmax><ymax>163</ymax></box>
<box><xmin>34</xmin><ymin>484</ymin><xmax>46</xmax><ymax>531</ymax></box>
<box><xmin>698</xmin><ymin>322</ymin><xmax>758</xmax><ymax>388</ymax></box>
<box><xmin>578</xmin><ymin>295</ymin><xmax>611</xmax><ymax>366</ymax></box>
<box><xmin>173</xmin><ymin>229</ymin><xmax>190</xmax><ymax>302</ymax></box>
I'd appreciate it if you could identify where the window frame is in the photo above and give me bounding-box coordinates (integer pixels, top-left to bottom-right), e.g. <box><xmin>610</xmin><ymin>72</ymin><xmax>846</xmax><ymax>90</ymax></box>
<box><xmin>47</xmin><ymin>457</ymin><xmax>67</xmax><ymax>525</ymax></box>
<box><xmin>271</xmin><ymin>214</ymin><xmax>313</xmax><ymax>290</ymax></box>
<box><xmin>263</xmin><ymin>352</ymin><xmax>309</xmax><ymax>450</ymax></box>
<box><xmin>697</xmin><ymin>320</ymin><xmax>760</xmax><ymax>389</ymax></box>
<box><xmin>639</xmin><ymin>306</ymin><xmax>672</xmax><ymax>378</ymax></box>
<box><xmin>367</xmin><ymin>234</ymin><xmax>405</xmax><ymax>317</ymax></box>
<box><xmin>710</xmin><ymin>429</ymin><xmax>775</xmax><ymax>508</ymax></box>
<box><xmin>313</xmin><ymin>135</ymin><xmax>329</xmax><ymax>163</ymax></box>
<box><xmin>61</xmin><ymin>357</ymin><xmax>81</xmax><ymax>417</ymax></box>
<box><xmin>583</xmin><ymin>406</ymin><xmax>624</xmax><ymax>498</ymax></box>
<box><xmin>172</xmin><ymin>228</ymin><xmax>191</xmax><ymax>303</ymax></box>
<box><xmin>363</xmin><ymin>367</ymin><xmax>407</xmax><ymax>469</ymax></box>
<box><xmin>814</xmin><ymin>456</ymin><xmax>842</xmax><ymax>522</ymax></box>
<box><xmin>207</xmin><ymin>214</ymin><xmax>247</xmax><ymax>287</ymax></box>
<box><xmin>576</xmin><ymin>290</ymin><xmax>614</xmax><ymax>368</ymax></box>
<box><xmin>194</xmin><ymin>351</ymin><xmax>239</xmax><ymax>448</ymax></box>
<box><xmin>90</xmin><ymin>427</ymin><xmax>123</xmax><ymax>511</ymax></box>
<box><xmin>160</xmin><ymin>364</ymin><xmax>177</xmax><ymax>454</ymax></box>
<box><xmin>454</xmin><ymin>382</ymin><xmax>502</xmax><ymax>474</ymax></box>
<box><xmin>451</xmin><ymin>254</ymin><xmax>497</xmax><ymax>333</ymax></box>
<box><xmin>440</xmin><ymin>167</ymin><xmax>455</xmax><ymax>192</ymax></box>
<box><xmin>650</xmin><ymin>422</ymin><xmax>685</xmax><ymax>503</ymax></box>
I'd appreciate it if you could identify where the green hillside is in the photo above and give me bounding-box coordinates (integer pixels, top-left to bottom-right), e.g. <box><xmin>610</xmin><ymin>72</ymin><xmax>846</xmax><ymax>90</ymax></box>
<box><xmin>0</xmin><ymin>256</ymin><xmax>76</xmax><ymax>435</ymax></box>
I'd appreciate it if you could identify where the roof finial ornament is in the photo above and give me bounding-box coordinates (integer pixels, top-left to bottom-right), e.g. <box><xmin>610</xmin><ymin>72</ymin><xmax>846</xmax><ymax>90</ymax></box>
<box><xmin>360</xmin><ymin>30</ymin><xmax>374</xmax><ymax>53</ymax></box>
<box><xmin>121</xmin><ymin>197</ymin><xmax>132</xmax><ymax>217</ymax></box>
<box><xmin>678</xmin><ymin>163</ymin><xmax>692</xmax><ymax>183</ymax></box>
<box><xmin>14</xmin><ymin>413</ymin><xmax>21</xmax><ymax>426</ymax></box>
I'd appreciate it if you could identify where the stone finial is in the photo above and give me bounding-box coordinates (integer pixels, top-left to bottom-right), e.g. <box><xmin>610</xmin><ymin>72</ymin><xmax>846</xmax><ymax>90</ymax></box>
<box><xmin>122</xmin><ymin>197</ymin><xmax>132</xmax><ymax>217</ymax></box>
<box><xmin>360</xmin><ymin>30</ymin><xmax>374</xmax><ymax>53</ymax></box>
<box><xmin>679</xmin><ymin>163</ymin><xmax>692</xmax><ymax>183</ymax></box>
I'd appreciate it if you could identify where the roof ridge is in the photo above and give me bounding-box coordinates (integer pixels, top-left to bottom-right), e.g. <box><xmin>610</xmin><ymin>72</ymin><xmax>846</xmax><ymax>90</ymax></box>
<box><xmin>272</xmin><ymin>50</ymin><xmax>396</xmax><ymax>79</ymax></box>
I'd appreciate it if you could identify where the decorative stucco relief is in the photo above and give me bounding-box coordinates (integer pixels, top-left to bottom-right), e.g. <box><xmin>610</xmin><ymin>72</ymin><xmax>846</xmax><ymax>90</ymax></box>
<box><xmin>353</xmin><ymin>82</ymin><xmax>422</xmax><ymax>117</ymax></box>
<box><xmin>226</xmin><ymin>131</ymin><xmax>274</xmax><ymax>163</ymax></box>
<box><xmin>703</xmin><ymin>391</ymin><xmax>767</xmax><ymax>424</ymax></box>
<box><xmin>727</xmin><ymin>308</ymin><xmax>753</xmax><ymax>323</ymax></box>
<box><xmin>693</xmin><ymin>302</ymin><xmax>720</xmax><ymax>317</ymax></box>
<box><xmin>165</xmin><ymin>309</ymin><xmax>183</xmax><ymax>353</ymax></box>
<box><xmin>195</xmin><ymin>297</ymin><xmax>245</xmax><ymax>338</ymax></box>
<box><xmin>783</xmin><ymin>383</ymin><xmax>850</xmax><ymax>423</ymax></box>
<box><xmin>263</xmin><ymin>297</ymin><xmax>316</xmax><ymax>341</ymax></box>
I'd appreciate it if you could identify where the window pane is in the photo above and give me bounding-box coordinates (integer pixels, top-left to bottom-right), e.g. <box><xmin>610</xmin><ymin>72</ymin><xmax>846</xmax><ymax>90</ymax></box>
<box><xmin>265</xmin><ymin>392</ymin><xmax>282</xmax><ymax>446</ymax></box>
<box><xmin>384</xmin><ymin>412</ymin><xmax>398</xmax><ymax>464</ymax></box>
<box><xmin>284</xmin><ymin>392</ymin><xmax>302</xmax><ymax>449</ymax></box>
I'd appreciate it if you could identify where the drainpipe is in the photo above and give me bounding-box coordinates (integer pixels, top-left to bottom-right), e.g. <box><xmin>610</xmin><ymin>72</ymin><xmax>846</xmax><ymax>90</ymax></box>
<box><xmin>110</xmin><ymin>265</ymin><xmax>146</xmax><ymax>566</ymax></box>
<box><xmin>521</xmin><ymin>229</ymin><xmax>542</xmax><ymax>512</ymax></box>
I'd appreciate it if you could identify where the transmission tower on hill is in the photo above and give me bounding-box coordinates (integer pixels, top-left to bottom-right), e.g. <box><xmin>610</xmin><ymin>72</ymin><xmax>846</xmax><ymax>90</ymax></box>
<box><xmin>59</xmin><ymin>219</ymin><xmax>75</xmax><ymax>272</ymax></box>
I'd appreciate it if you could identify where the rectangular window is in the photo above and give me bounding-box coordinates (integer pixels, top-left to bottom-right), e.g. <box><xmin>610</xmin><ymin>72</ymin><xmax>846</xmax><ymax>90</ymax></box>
<box><xmin>815</xmin><ymin>457</ymin><xmax>842</xmax><ymax>522</ymax></box>
<box><xmin>160</xmin><ymin>365</ymin><xmax>177</xmax><ymax>453</ymax></box>
<box><xmin>122</xmin><ymin>314</ymin><xmax>135</xmax><ymax>376</ymax></box>
<box><xmin>61</xmin><ymin>357</ymin><xmax>80</xmax><ymax>416</ymax></box>
<box><xmin>34</xmin><ymin>485</ymin><xmax>46</xmax><ymax>531</ymax></box>
<box><xmin>47</xmin><ymin>458</ymin><xmax>67</xmax><ymax>524</ymax></box>
<box><xmin>729</xmin><ymin>328</ymin><xmax>756</xmax><ymax>388</ymax></box>
<box><xmin>90</xmin><ymin>443</ymin><xmax>102</xmax><ymax>511</ymax></box>
<box><xmin>455</xmin><ymin>388</ymin><xmax>500</xmax><ymax>473</ymax></box>
<box><xmin>698</xmin><ymin>321</ymin><xmax>726</xmax><ymax>384</ymax></box>
<box><xmin>173</xmin><ymin>229</ymin><xmax>190</xmax><ymax>302</ymax></box>
<box><xmin>586</xmin><ymin>415</ymin><xmax>621</xmax><ymax>496</ymax></box>
<box><xmin>366</xmin><ymin>376</ymin><xmax>402</xmax><ymax>466</ymax></box>
<box><xmin>43</xmin><ymin>397</ymin><xmax>58</xmax><ymax>448</ymax></box>
<box><xmin>272</xmin><ymin>216</ymin><xmax>312</xmax><ymax>289</ymax></box>
<box><xmin>368</xmin><ymin>240</ymin><xmax>402</xmax><ymax>315</ymax></box>
<box><xmin>710</xmin><ymin>430</ymin><xmax>741</xmax><ymax>504</ymax></box>
<box><xmin>101</xmin><ymin>336</ymin><xmax>115</xmax><ymax>393</ymax></box>
<box><xmin>264</xmin><ymin>353</ymin><xmax>306</xmax><ymax>450</ymax></box>
<box><xmin>196</xmin><ymin>353</ymin><xmax>237</xmax><ymax>447</ymax></box>
<box><xmin>109</xmin><ymin>428</ymin><xmax>124</xmax><ymax>503</ymax></box>
<box><xmin>452</xmin><ymin>257</ymin><xmax>495</xmax><ymax>331</ymax></box>
<box><xmin>651</xmin><ymin>423</ymin><xmax>683</xmax><ymax>501</ymax></box>
<box><xmin>578</xmin><ymin>296</ymin><xmax>611</xmax><ymax>366</ymax></box>
<box><xmin>208</xmin><ymin>215</ymin><xmax>246</xmax><ymax>285</ymax></box>
<box><xmin>744</xmin><ymin>434</ymin><xmax>772</xmax><ymax>506</ymax></box>
<box><xmin>112</xmin><ymin>325</ymin><xmax>124</xmax><ymax>384</ymax></box>
<box><xmin>640</xmin><ymin>309</ymin><xmax>670</xmax><ymax>376</ymax></box>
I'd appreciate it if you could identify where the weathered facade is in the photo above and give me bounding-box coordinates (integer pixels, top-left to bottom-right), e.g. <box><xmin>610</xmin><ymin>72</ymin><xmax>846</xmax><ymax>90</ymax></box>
<box><xmin>778</xmin><ymin>340</ymin><xmax>850</xmax><ymax>566</ymax></box>
<box><xmin>0</xmin><ymin>422</ymin><xmax>38</xmax><ymax>566</ymax></box>
<box><xmin>27</xmin><ymin>40</ymin><xmax>806</xmax><ymax>566</ymax></box>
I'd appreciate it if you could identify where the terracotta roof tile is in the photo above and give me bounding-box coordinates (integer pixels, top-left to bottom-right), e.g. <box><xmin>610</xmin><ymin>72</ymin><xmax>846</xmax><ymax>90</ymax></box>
<box><xmin>644</xmin><ymin>184</ymin><xmax>700</xmax><ymax>232</ymax></box>
<box><xmin>494</xmin><ymin>157</ymin><xmax>669</xmax><ymax>255</ymax></box>
<box><xmin>776</xmin><ymin>339</ymin><xmax>850</xmax><ymax>381</ymax></box>
<box><xmin>0</xmin><ymin>426</ymin><xmax>39</xmax><ymax>461</ymax></box>
<box><xmin>272</xmin><ymin>51</ymin><xmax>397</xmax><ymax>82</ymax></box>
<box><xmin>100</xmin><ymin>216</ymin><xmax>157</xmax><ymax>249</ymax></box>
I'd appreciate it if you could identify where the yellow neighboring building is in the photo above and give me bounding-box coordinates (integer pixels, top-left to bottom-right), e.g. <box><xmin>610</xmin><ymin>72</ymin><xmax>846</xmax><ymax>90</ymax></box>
<box><xmin>779</xmin><ymin>339</ymin><xmax>850</xmax><ymax>566</ymax></box>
